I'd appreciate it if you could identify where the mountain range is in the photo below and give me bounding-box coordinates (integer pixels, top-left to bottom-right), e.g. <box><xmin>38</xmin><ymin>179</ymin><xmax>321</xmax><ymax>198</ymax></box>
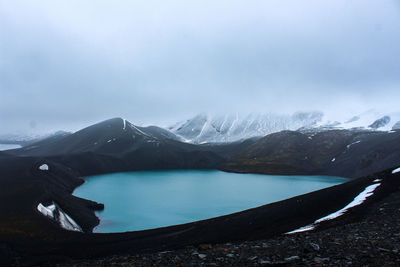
<box><xmin>3</xmin><ymin>117</ymin><xmax>400</xmax><ymax>179</ymax></box>
<box><xmin>168</xmin><ymin>111</ymin><xmax>323</xmax><ymax>143</ymax></box>
<box><xmin>168</xmin><ymin>110</ymin><xmax>400</xmax><ymax>144</ymax></box>
<box><xmin>2</xmin><ymin>110</ymin><xmax>400</xmax><ymax>147</ymax></box>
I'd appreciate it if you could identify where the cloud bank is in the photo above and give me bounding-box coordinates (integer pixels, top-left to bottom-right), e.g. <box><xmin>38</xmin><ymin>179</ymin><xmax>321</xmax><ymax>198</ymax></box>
<box><xmin>1</xmin><ymin>0</ymin><xmax>399</xmax><ymax>134</ymax></box>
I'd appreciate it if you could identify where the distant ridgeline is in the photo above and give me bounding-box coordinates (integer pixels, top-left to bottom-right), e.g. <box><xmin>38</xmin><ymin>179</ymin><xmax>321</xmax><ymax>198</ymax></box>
<box><xmin>3</xmin><ymin>117</ymin><xmax>400</xmax><ymax>179</ymax></box>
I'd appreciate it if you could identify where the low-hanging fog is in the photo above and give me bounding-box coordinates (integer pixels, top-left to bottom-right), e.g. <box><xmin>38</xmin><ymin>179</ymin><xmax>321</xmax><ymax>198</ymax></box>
<box><xmin>1</xmin><ymin>0</ymin><xmax>400</xmax><ymax>135</ymax></box>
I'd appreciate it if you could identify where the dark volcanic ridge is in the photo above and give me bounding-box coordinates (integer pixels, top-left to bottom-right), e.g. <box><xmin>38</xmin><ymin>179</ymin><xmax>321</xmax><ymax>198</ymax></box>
<box><xmin>1</xmin><ymin>117</ymin><xmax>400</xmax><ymax>265</ymax></box>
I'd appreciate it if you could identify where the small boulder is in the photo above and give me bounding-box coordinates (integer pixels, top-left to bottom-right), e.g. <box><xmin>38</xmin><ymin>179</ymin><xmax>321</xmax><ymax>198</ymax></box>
<box><xmin>285</xmin><ymin>256</ymin><xmax>300</xmax><ymax>262</ymax></box>
<box><xmin>198</xmin><ymin>254</ymin><xmax>207</xmax><ymax>259</ymax></box>
<box><xmin>198</xmin><ymin>244</ymin><xmax>212</xmax><ymax>251</ymax></box>
<box><xmin>308</xmin><ymin>242</ymin><xmax>320</xmax><ymax>251</ymax></box>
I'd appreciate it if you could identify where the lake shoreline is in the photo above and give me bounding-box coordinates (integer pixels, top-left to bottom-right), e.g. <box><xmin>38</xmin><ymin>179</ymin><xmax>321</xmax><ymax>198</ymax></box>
<box><xmin>74</xmin><ymin>170</ymin><xmax>347</xmax><ymax>233</ymax></box>
<box><xmin>1</xmin><ymin>153</ymin><xmax>398</xmax><ymax>265</ymax></box>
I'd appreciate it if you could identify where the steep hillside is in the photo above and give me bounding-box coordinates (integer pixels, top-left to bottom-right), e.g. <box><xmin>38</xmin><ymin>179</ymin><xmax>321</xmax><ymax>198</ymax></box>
<box><xmin>222</xmin><ymin>130</ymin><xmax>400</xmax><ymax>178</ymax></box>
<box><xmin>6</xmin><ymin>118</ymin><xmax>227</xmax><ymax>175</ymax></box>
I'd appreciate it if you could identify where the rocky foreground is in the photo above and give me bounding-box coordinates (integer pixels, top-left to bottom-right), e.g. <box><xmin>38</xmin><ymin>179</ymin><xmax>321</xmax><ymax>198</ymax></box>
<box><xmin>57</xmin><ymin>187</ymin><xmax>400</xmax><ymax>267</ymax></box>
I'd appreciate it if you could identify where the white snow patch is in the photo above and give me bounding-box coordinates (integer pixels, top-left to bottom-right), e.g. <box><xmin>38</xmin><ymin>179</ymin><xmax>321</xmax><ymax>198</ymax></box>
<box><xmin>286</xmin><ymin>225</ymin><xmax>315</xmax><ymax>234</ymax></box>
<box><xmin>39</xmin><ymin>164</ymin><xmax>49</xmax><ymax>171</ymax></box>
<box><xmin>392</xmin><ymin>167</ymin><xmax>400</xmax><ymax>174</ymax></box>
<box><xmin>315</xmin><ymin>183</ymin><xmax>380</xmax><ymax>223</ymax></box>
<box><xmin>122</xmin><ymin>118</ymin><xmax>127</xmax><ymax>130</ymax></box>
<box><xmin>37</xmin><ymin>202</ymin><xmax>82</xmax><ymax>232</ymax></box>
<box><xmin>107</xmin><ymin>139</ymin><xmax>112</xmax><ymax>143</ymax></box>
<box><xmin>346</xmin><ymin>140</ymin><xmax>361</xmax><ymax>149</ymax></box>
<box><xmin>58</xmin><ymin>209</ymin><xmax>82</xmax><ymax>232</ymax></box>
<box><xmin>331</xmin><ymin>158</ymin><xmax>336</xmax><ymax>162</ymax></box>
<box><xmin>373</xmin><ymin>179</ymin><xmax>382</xmax><ymax>182</ymax></box>
<box><xmin>37</xmin><ymin>203</ymin><xmax>56</xmax><ymax>219</ymax></box>
<box><xmin>286</xmin><ymin>182</ymin><xmax>380</xmax><ymax>234</ymax></box>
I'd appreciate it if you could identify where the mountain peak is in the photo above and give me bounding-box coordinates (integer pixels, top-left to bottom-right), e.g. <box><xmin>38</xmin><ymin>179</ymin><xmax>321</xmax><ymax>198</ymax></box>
<box><xmin>169</xmin><ymin>112</ymin><xmax>323</xmax><ymax>144</ymax></box>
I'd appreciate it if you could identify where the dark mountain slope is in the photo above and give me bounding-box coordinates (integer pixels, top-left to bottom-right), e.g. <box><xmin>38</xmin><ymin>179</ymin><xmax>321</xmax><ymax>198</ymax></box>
<box><xmin>10</xmin><ymin>118</ymin><xmax>160</xmax><ymax>156</ymax></box>
<box><xmin>222</xmin><ymin>130</ymin><xmax>400</xmax><ymax>178</ymax></box>
<box><xmin>328</xmin><ymin>130</ymin><xmax>400</xmax><ymax>178</ymax></box>
<box><xmin>7</xmin><ymin>118</ymin><xmax>227</xmax><ymax>175</ymax></box>
<box><xmin>8</xmin><ymin>118</ymin><xmax>400</xmax><ymax>178</ymax></box>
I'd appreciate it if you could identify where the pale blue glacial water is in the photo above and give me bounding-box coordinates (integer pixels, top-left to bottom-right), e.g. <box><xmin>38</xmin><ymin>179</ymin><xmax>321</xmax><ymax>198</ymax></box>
<box><xmin>73</xmin><ymin>170</ymin><xmax>347</xmax><ymax>233</ymax></box>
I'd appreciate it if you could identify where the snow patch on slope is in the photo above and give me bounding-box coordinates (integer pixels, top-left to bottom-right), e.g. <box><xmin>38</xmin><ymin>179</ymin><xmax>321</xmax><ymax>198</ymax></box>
<box><xmin>37</xmin><ymin>202</ymin><xmax>82</xmax><ymax>232</ymax></box>
<box><xmin>39</xmin><ymin>164</ymin><xmax>49</xmax><ymax>171</ymax></box>
<box><xmin>58</xmin><ymin>210</ymin><xmax>82</xmax><ymax>232</ymax></box>
<box><xmin>346</xmin><ymin>140</ymin><xmax>361</xmax><ymax>150</ymax></box>
<box><xmin>286</xmin><ymin>182</ymin><xmax>381</xmax><ymax>234</ymax></box>
<box><xmin>393</xmin><ymin>167</ymin><xmax>400</xmax><ymax>174</ymax></box>
<box><xmin>286</xmin><ymin>225</ymin><xmax>315</xmax><ymax>234</ymax></box>
<box><xmin>315</xmin><ymin>183</ymin><xmax>380</xmax><ymax>223</ymax></box>
<box><xmin>37</xmin><ymin>203</ymin><xmax>56</xmax><ymax>219</ymax></box>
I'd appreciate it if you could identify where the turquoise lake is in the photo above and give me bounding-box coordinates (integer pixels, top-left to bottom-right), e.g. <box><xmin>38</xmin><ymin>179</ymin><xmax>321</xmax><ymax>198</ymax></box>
<box><xmin>73</xmin><ymin>170</ymin><xmax>347</xmax><ymax>233</ymax></box>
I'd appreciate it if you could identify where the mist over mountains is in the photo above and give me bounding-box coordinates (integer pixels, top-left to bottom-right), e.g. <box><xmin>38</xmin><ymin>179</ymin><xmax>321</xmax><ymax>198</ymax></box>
<box><xmin>167</xmin><ymin>110</ymin><xmax>400</xmax><ymax>144</ymax></box>
<box><xmin>168</xmin><ymin>112</ymin><xmax>323</xmax><ymax>144</ymax></box>
<box><xmin>1</xmin><ymin>109</ymin><xmax>400</xmax><ymax>146</ymax></box>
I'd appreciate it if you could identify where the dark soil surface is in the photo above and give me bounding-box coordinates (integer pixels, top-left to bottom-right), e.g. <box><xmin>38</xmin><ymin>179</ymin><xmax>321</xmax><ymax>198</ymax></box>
<box><xmin>56</xmin><ymin>181</ymin><xmax>400</xmax><ymax>266</ymax></box>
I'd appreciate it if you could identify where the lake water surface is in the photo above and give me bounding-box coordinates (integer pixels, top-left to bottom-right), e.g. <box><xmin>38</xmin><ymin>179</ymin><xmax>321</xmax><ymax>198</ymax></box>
<box><xmin>73</xmin><ymin>170</ymin><xmax>347</xmax><ymax>233</ymax></box>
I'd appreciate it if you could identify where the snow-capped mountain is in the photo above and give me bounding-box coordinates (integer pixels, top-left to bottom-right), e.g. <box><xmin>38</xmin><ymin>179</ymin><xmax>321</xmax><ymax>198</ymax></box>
<box><xmin>315</xmin><ymin>110</ymin><xmax>400</xmax><ymax>132</ymax></box>
<box><xmin>169</xmin><ymin>110</ymin><xmax>400</xmax><ymax>144</ymax></box>
<box><xmin>168</xmin><ymin>112</ymin><xmax>323</xmax><ymax>144</ymax></box>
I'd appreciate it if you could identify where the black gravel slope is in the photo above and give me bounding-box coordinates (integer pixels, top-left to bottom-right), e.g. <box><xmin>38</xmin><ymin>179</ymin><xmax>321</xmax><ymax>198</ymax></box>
<box><xmin>62</xmin><ymin>187</ymin><xmax>400</xmax><ymax>266</ymax></box>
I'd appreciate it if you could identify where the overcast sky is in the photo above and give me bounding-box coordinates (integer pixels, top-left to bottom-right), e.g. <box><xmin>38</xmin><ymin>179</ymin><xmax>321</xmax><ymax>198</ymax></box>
<box><xmin>1</xmin><ymin>0</ymin><xmax>400</xmax><ymax>134</ymax></box>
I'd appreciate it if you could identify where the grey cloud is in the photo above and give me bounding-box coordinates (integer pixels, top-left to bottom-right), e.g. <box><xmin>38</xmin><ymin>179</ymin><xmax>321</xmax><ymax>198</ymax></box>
<box><xmin>1</xmin><ymin>0</ymin><xmax>399</xmax><ymax>134</ymax></box>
